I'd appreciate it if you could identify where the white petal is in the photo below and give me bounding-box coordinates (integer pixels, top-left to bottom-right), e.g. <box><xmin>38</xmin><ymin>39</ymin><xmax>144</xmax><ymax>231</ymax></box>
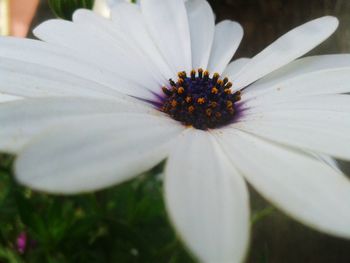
<box><xmin>165</xmin><ymin>130</ymin><xmax>249</xmax><ymax>263</ymax></box>
<box><xmin>207</xmin><ymin>20</ymin><xmax>243</xmax><ymax>74</ymax></box>
<box><xmin>34</xmin><ymin>18</ymin><xmax>162</xmax><ymax>91</ymax></box>
<box><xmin>240</xmin><ymin>105</ymin><xmax>350</xmax><ymax>124</ymax></box>
<box><xmin>312</xmin><ymin>153</ymin><xmax>340</xmax><ymax>173</ymax></box>
<box><xmin>0</xmin><ymin>37</ymin><xmax>157</xmax><ymax>100</ymax></box>
<box><xmin>0</xmin><ymin>57</ymin><xmax>119</xmax><ymax>99</ymax></box>
<box><xmin>0</xmin><ymin>97</ymin><xmax>153</xmax><ymax>153</ymax></box>
<box><xmin>218</xmin><ymin>129</ymin><xmax>350</xmax><ymax>238</ymax></box>
<box><xmin>185</xmin><ymin>0</ymin><xmax>215</xmax><ymax>69</ymax></box>
<box><xmin>242</xmin><ymin>94</ymin><xmax>350</xmax><ymax>114</ymax></box>
<box><xmin>107</xmin><ymin>0</ymin><xmax>125</xmax><ymax>8</ymax></box>
<box><xmin>93</xmin><ymin>0</ymin><xmax>111</xmax><ymax>17</ymax></box>
<box><xmin>73</xmin><ymin>8</ymin><xmax>168</xmax><ymax>85</ymax></box>
<box><xmin>234</xmin><ymin>16</ymin><xmax>338</xmax><ymax>89</ymax></box>
<box><xmin>243</xmin><ymin>54</ymin><xmax>350</xmax><ymax>100</ymax></box>
<box><xmin>141</xmin><ymin>0</ymin><xmax>192</xmax><ymax>73</ymax></box>
<box><xmin>0</xmin><ymin>94</ymin><xmax>21</xmax><ymax>103</ymax></box>
<box><xmin>111</xmin><ymin>3</ymin><xmax>173</xmax><ymax>81</ymax></box>
<box><xmin>223</xmin><ymin>58</ymin><xmax>250</xmax><ymax>80</ymax></box>
<box><xmin>15</xmin><ymin>113</ymin><xmax>184</xmax><ymax>194</ymax></box>
<box><xmin>231</xmin><ymin>110</ymin><xmax>350</xmax><ymax>160</ymax></box>
<box><xmin>243</xmin><ymin>69</ymin><xmax>350</xmax><ymax>107</ymax></box>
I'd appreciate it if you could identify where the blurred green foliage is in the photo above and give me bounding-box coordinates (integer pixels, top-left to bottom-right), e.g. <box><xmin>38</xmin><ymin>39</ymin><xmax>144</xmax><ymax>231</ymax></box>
<box><xmin>0</xmin><ymin>155</ymin><xmax>194</xmax><ymax>263</ymax></box>
<box><xmin>48</xmin><ymin>0</ymin><xmax>94</xmax><ymax>20</ymax></box>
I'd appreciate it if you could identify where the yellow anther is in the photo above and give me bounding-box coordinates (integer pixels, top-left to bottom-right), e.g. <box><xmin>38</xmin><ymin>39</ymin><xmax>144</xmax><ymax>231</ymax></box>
<box><xmin>162</xmin><ymin>86</ymin><xmax>172</xmax><ymax>96</ymax></box>
<box><xmin>209</xmin><ymin>101</ymin><xmax>218</xmax><ymax>108</ymax></box>
<box><xmin>197</xmin><ymin>97</ymin><xmax>205</xmax><ymax>104</ymax></box>
<box><xmin>177</xmin><ymin>78</ymin><xmax>184</xmax><ymax>85</ymax></box>
<box><xmin>206</xmin><ymin>108</ymin><xmax>212</xmax><ymax>116</ymax></box>
<box><xmin>190</xmin><ymin>69</ymin><xmax>196</xmax><ymax>78</ymax></box>
<box><xmin>177</xmin><ymin>87</ymin><xmax>185</xmax><ymax>94</ymax></box>
<box><xmin>217</xmin><ymin>79</ymin><xmax>223</xmax><ymax>86</ymax></box>
<box><xmin>211</xmin><ymin>87</ymin><xmax>218</xmax><ymax>94</ymax></box>
<box><xmin>185</xmin><ymin>96</ymin><xmax>192</xmax><ymax>103</ymax></box>
<box><xmin>225</xmin><ymin>89</ymin><xmax>232</xmax><ymax>94</ymax></box>
<box><xmin>198</xmin><ymin>68</ymin><xmax>203</xmax><ymax>78</ymax></box>
<box><xmin>226</xmin><ymin>101</ymin><xmax>233</xmax><ymax>108</ymax></box>
<box><xmin>178</xmin><ymin>71</ymin><xmax>186</xmax><ymax>78</ymax></box>
<box><xmin>235</xmin><ymin>95</ymin><xmax>241</xmax><ymax>101</ymax></box>
<box><xmin>171</xmin><ymin>100</ymin><xmax>177</xmax><ymax>107</ymax></box>
<box><xmin>188</xmin><ymin>106</ymin><xmax>195</xmax><ymax>113</ymax></box>
<box><xmin>225</xmin><ymin>82</ymin><xmax>233</xmax><ymax>89</ymax></box>
<box><xmin>215</xmin><ymin>112</ymin><xmax>222</xmax><ymax>118</ymax></box>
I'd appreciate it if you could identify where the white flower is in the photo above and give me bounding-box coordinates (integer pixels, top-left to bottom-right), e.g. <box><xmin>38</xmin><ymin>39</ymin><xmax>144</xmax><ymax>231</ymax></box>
<box><xmin>1</xmin><ymin>0</ymin><xmax>350</xmax><ymax>262</ymax></box>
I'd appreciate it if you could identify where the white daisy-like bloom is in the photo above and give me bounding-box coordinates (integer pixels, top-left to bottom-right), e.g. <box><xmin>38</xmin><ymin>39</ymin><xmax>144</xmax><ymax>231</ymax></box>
<box><xmin>1</xmin><ymin>0</ymin><xmax>350</xmax><ymax>262</ymax></box>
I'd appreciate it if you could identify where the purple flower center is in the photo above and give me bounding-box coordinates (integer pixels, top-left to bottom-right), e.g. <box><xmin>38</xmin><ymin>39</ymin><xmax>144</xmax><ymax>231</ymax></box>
<box><xmin>160</xmin><ymin>69</ymin><xmax>241</xmax><ymax>130</ymax></box>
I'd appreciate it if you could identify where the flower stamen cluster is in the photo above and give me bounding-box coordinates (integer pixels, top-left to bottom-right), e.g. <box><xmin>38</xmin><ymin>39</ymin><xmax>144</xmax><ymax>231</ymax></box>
<box><xmin>161</xmin><ymin>69</ymin><xmax>241</xmax><ymax>130</ymax></box>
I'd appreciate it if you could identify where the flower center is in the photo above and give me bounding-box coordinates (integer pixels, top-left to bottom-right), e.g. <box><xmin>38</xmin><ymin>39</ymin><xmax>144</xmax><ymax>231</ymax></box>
<box><xmin>160</xmin><ymin>69</ymin><xmax>241</xmax><ymax>130</ymax></box>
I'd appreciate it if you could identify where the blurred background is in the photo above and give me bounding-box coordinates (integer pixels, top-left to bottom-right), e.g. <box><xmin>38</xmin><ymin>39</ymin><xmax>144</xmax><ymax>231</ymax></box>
<box><xmin>1</xmin><ymin>0</ymin><xmax>350</xmax><ymax>262</ymax></box>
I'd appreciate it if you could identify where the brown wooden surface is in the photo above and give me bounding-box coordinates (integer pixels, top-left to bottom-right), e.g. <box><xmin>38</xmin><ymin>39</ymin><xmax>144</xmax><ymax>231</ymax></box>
<box><xmin>29</xmin><ymin>1</ymin><xmax>350</xmax><ymax>262</ymax></box>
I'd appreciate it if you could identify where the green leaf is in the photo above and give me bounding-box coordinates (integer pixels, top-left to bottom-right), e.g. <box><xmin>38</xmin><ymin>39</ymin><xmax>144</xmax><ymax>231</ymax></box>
<box><xmin>0</xmin><ymin>247</ymin><xmax>23</xmax><ymax>263</ymax></box>
<box><xmin>15</xmin><ymin>193</ymin><xmax>47</xmax><ymax>240</ymax></box>
<box><xmin>48</xmin><ymin>0</ymin><xmax>94</xmax><ymax>20</ymax></box>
